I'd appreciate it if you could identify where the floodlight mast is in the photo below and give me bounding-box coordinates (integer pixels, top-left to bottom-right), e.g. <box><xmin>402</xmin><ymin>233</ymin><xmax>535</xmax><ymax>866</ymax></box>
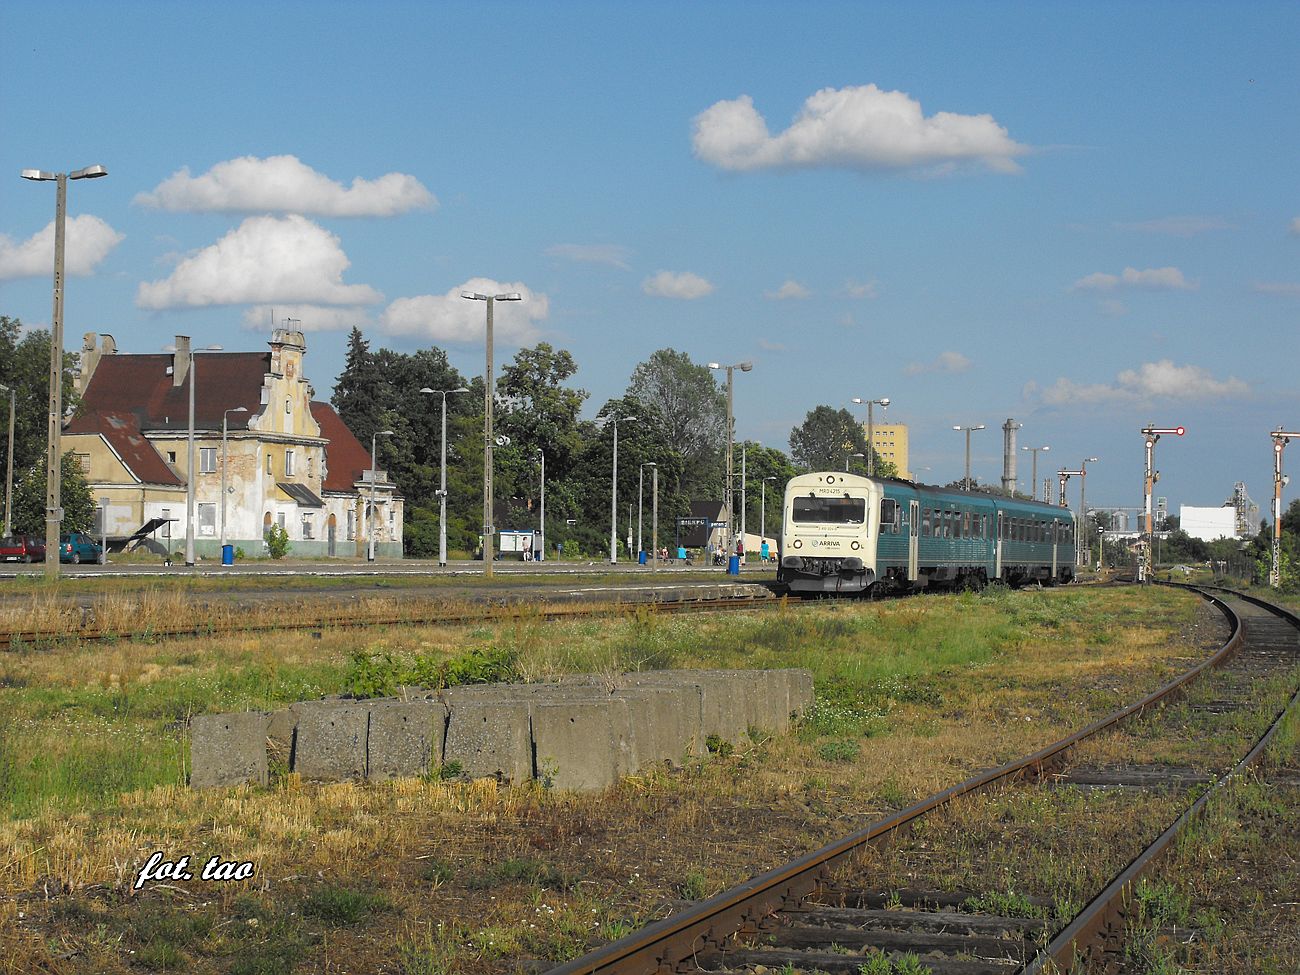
<box><xmin>1140</xmin><ymin>425</ymin><xmax>1184</xmax><ymax>582</ymax></box>
<box><xmin>1271</xmin><ymin>429</ymin><xmax>1300</xmax><ymax>588</ymax></box>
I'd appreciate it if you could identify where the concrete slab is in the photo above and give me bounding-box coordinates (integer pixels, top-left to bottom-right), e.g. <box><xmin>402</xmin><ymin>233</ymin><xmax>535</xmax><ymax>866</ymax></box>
<box><xmin>530</xmin><ymin>699</ymin><xmax>626</xmax><ymax>791</ymax></box>
<box><xmin>612</xmin><ymin>684</ymin><xmax>702</xmax><ymax>766</ymax></box>
<box><xmin>293</xmin><ymin>701</ymin><xmax>369</xmax><ymax>781</ymax></box>
<box><xmin>443</xmin><ymin>698</ymin><xmax>533</xmax><ymax>783</ymax></box>
<box><xmin>367</xmin><ymin>700</ymin><xmax>446</xmax><ymax>780</ymax></box>
<box><xmin>266</xmin><ymin>706</ymin><xmax>298</xmax><ymax>768</ymax></box>
<box><xmin>190</xmin><ymin>712</ymin><xmax>269</xmax><ymax>788</ymax></box>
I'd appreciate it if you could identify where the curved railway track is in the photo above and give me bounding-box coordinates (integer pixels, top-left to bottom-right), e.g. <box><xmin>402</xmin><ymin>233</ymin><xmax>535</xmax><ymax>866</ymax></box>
<box><xmin>544</xmin><ymin>584</ymin><xmax>1300</xmax><ymax>975</ymax></box>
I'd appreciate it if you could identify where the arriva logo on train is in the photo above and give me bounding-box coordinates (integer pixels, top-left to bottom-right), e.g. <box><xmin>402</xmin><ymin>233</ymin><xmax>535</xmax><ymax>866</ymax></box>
<box><xmin>810</xmin><ymin>539</ymin><xmax>841</xmax><ymax>547</ymax></box>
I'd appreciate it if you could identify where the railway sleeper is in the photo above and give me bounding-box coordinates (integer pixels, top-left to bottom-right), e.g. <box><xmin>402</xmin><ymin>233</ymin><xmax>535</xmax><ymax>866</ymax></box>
<box><xmin>697</xmin><ymin>945</ymin><xmax>1019</xmax><ymax>975</ymax></box>
<box><xmin>1049</xmin><ymin>764</ymin><xmax>1214</xmax><ymax>790</ymax></box>
<box><xmin>785</xmin><ymin>906</ymin><xmax>1048</xmax><ymax>939</ymax></box>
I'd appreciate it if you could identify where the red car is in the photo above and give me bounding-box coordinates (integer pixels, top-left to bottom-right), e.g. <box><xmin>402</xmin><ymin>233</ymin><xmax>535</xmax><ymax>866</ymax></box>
<box><xmin>0</xmin><ymin>534</ymin><xmax>47</xmax><ymax>563</ymax></box>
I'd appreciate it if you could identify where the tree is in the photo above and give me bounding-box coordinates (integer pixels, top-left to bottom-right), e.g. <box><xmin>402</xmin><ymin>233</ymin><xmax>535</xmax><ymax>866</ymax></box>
<box><xmin>0</xmin><ymin>316</ymin><xmax>81</xmax><ymax>477</ymax></box>
<box><xmin>789</xmin><ymin>406</ymin><xmax>870</xmax><ymax>472</ymax></box>
<box><xmin>736</xmin><ymin>441</ymin><xmax>798</xmax><ymax>539</ymax></box>
<box><xmin>627</xmin><ymin>349</ymin><xmax>726</xmax><ymax>497</ymax></box>
<box><xmin>10</xmin><ymin>451</ymin><xmax>95</xmax><ymax>535</ymax></box>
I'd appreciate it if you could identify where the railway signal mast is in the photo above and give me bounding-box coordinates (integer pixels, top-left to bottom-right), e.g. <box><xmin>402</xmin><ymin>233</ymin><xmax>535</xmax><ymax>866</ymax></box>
<box><xmin>1140</xmin><ymin>425</ymin><xmax>1184</xmax><ymax>583</ymax></box>
<box><xmin>1271</xmin><ymin>428</ymin><xmax>1300</xmax><ymax>589</ymax></box>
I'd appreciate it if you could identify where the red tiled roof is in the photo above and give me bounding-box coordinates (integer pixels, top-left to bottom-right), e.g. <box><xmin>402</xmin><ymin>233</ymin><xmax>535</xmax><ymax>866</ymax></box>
<box><xmin>77</xmin><ymin>352</ymin><xmax>270</xmax><ymax>432</ymax></box>
<box><xmin>310</xmin><ymin>402</ymin><xmax>374</xmax><ymax>494</ymax></box>
<box><xmin>65</xmin><ymin>411</ymin><xmax>183</xmax><ymax>486</ymax></box>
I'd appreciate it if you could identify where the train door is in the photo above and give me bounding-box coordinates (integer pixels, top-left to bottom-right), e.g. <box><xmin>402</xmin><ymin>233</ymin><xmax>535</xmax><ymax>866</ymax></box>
<box><xmin>908</xmin><ymin>500</ymin><xmax>919</xmax><ymax>581</ymax></box>
<box><xmin>995</xmin><ymin>511</ymin><xmax>1004</xmax><ymax>579</ymax></box>
<box><xmin>1051</xmin><ymin>519</ymin><xmax>1058</xmax><ymax>580</ymax></box>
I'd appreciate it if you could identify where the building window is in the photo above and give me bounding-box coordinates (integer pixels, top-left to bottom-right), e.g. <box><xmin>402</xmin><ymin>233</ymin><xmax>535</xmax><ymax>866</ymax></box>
<box><xmin>199</xmin><ymin>447</ymin><xmax>217</xmax><ymax>474</ymax></box>
<box><xmin>167</xmin><ymin>451</ymin><xmax>177</xmax><ymax>464</ymax></box>
<box><xmin>276</xmin><ymin>511</ymin><xmax>286</xmax><ymax>531</ymax></box>
<box><xmin>162</xmin><ymin>507</ymin><xmax>172</xmax><ymax>541</ymax></box>
<box><xmin>266</xmin><ymin>454</ymin><xmax>273</xmax><ymax>475</ymax></box>
<box><xmin>75</xmin><ymin>453</ymin><xmax>91</xmax><ymax>474</ymax></box>
<box><xmin>302</xmin><ymin>513</ymin><xmax>314</xmax><ymax>539</ymax></box>
<box><xmin>346</xmin><ymin>509</ymin><xmax>356</xmax><ymax>540</ymax></box>
<box><xmin>285</xmin><ymin>398</ymin><xmax>292</xmax><ymax>415</ymax></box>
<box><xmin>285</xmin><ymin>449</ymin><xmax>295</xmax><ymax>477</ymax></box>
<box><xmin>198</xmin><ymin>503</ymin><xmax>216</xmax><ymax>536</ymax></box>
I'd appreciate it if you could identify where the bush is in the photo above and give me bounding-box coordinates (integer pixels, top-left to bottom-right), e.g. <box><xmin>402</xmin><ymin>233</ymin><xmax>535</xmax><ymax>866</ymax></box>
<box><xmin>343</xmin><ymin>644</ymin><xmax>522</xmax><ymax>699</ymax></box>
<box><xmin>266</xmin><ymin>525</ymin><xmax>290</xmax><ymax>559</ymax></box>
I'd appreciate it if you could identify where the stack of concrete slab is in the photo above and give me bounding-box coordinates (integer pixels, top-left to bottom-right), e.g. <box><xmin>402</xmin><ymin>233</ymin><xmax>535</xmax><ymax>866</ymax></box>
<box><xmin>189</xmin><ymin>667</ymin><xmax>813</xmax><ymax>792</ymax></box>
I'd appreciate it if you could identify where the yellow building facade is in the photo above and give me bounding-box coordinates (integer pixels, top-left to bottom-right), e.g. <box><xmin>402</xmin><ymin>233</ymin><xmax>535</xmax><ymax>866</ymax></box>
<box><xmin>865</xmin><ymin>422</ymin><xmax>912</xmax><ymax>480</ymax></box>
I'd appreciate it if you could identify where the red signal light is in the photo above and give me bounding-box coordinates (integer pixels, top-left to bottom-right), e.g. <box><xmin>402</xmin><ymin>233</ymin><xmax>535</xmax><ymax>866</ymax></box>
<box><xmin>1176</xmin><ymin>426</ymin><xmax>1185</xmax><ymax>436</ymax></box>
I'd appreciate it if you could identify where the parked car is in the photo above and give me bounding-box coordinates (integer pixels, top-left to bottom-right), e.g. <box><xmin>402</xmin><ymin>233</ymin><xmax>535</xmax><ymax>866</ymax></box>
<box><xmin>59</xmin><ymin>532</ymin><xmax>104</xmax><ymax>564</ymax></box>
<box><xmin>0</xmin><ymin>534</ymin><xmax>47</xmax><ymax>563</ymax></box>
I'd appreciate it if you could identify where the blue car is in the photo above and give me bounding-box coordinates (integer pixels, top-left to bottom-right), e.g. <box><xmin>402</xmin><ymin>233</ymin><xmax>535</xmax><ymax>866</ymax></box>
<box><xmin>60</xmin><ymin>532</ymin><xmax>104</xmax><ymax>564</ymax></box>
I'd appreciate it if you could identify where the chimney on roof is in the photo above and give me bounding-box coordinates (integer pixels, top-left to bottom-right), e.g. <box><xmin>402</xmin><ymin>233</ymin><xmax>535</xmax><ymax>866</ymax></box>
<box><xmin>77</xmin><ymin>333</ymin><xmax>118</xmax><ymax>397</ymax></box>
<box><xmin>173</xmin><ymin>335</ymin><xmax>191</xmax><ymax>388</ymax></box>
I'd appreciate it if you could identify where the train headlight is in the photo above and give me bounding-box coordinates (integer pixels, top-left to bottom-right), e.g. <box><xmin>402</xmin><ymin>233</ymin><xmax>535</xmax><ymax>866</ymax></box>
<box><xmin>792</xmin><ymin>538</ymin><xmax>803</xmax><ymax>549</ymax></box>
<box><xmin>851</xmin><ymin>541</ymin><xmax>861</xmax><ymax>550</ymax></box>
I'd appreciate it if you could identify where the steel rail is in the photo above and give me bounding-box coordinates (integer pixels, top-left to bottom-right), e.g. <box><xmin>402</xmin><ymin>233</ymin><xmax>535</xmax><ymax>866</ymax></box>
<box><xmin>0</xmin><ymin>590</ymin><xmax>780</xmax><ymax>651</ymax></box>
<box><xmin>1022</xmin><ymin>584</ymin><xmax>1300</xmax><ymax>973</ymax></box>
<box><xmin>544</xmin><ymin>585</ymin><xmax>1249</xmax><ymax>975</ymax></box>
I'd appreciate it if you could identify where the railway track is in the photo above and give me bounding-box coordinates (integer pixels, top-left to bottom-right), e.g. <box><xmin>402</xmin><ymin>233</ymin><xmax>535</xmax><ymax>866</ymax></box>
<box><xmin>544</xmin><ymin>584</ymin><xmax>1300</xmax><ymax>975</ymax></box>
<box><xmin>0</xmin><ymin>583</ymin><xmax>782</xmax><ymax>651</ymax></box>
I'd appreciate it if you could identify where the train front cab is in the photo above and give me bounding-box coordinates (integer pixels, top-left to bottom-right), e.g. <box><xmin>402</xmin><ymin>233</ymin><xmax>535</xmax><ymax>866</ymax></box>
<box><xmin>778</xmin><ymin>473</ymin><xmax>879</xmax><ymax>595</ymax></box>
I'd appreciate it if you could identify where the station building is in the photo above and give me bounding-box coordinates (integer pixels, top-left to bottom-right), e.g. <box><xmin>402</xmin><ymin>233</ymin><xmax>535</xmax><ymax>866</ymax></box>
<box><xmin>65</xmin><ymin>327</ymin><xmax>403</xmax><ymax>559</ymax></box>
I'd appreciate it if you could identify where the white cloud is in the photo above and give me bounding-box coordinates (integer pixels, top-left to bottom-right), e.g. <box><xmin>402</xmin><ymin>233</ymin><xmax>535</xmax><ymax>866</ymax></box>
<box><xmin>1071</xmin><ymin>266</ymin><xmax>1195</xmax><ymax>292</ymax></box>
<box><xmin>136</xmin><ymin>214</ymin><xmax>383</xmax><ymax>310</ymax></box>
<box><xmin>1099</xmin><ymin>299</ymin><xmax>1128</xmax><ymax>317</ymax></box>
<box><xmin>1115</xmin><ymin>216</ymin><xmax>1230</xmax><ymax>237</ymax></box>
<box><xmin>134</xmin><ymin>155</ymin><xmax>435</xmax><ymax>217</ymax></box>
<box><xmin>378</xmin><ymin>278</ymin><xmax>548</xmax><ymax>345</ymax></box>
<box><xmin>642</xmin><ymin>270</ymin><xmax>714</xmax><ymax>299</ymax></box>
<box><xmin>1035</xmin><ymin>360</ymin><xmax>1249</xmax><ymax>406</ymax></box>
<box><xmin>0</xmin><ymin>215</ymin><xmax>123</xmax><ymax>280</ymax></box>
<box><xmin>692</xmin><ymin>85</ymin><xmax>1027</xmax><ymax>174</ymax></box>
<box><xmin>241</xmin><ymin>305</ymin><xmax>371</xmax><ymax>332</ymax></box>
<box><xmin>1253</xmin><ymin>281</ymin><xmax>1300</xmax><ymax>297</ymax></box>
<box><xmin>904</xmin><ymin>350</ymin><xmax>971</xmax><ymax>376</ymax></box>
<box><xmin>844</xmin><ymin>279</ymin><xmax>879</xmax><ymax>299</ymax></box>
<box><xmin>764</xmin><ymin>279</ymin><xmax>809</xmax><ymax>300</ymax></box>
<box><xmin>545</xmin><ymin>243</ymin><xmax>630</xmax><ymax>270</ymax></box>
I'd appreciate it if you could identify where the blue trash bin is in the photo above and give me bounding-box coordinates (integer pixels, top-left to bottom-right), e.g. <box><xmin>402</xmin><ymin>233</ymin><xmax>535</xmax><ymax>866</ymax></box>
<box><xmin>638</xmin><ymin>550</ymin><xmax>647</xmax><ymax>565</ymax></box>
<box><xmin>221</xmin><ymin>544</ymin><xmax>234</xmax><ymax>566</ymax></box>
<box><xmin>727</xmin><ymin>554</ymin><xmax>740</xmax><ymax>575</ymax></box>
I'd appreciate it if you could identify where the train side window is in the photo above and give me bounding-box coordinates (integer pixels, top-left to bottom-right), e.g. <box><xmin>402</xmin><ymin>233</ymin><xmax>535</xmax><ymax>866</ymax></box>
<box><xmin>880</xmin><ymin>498</ymin><xmax>899</xmax><ymax>534</ymax></box>
<box><xmin>962</xmin><ymin>511</ymin><xmax>971</xmax><ymax>538</ymax></box>
<box><xmin>922</xmin><ymin>509</ymin><xmax>931</xmax><ymax>536</ymax></box>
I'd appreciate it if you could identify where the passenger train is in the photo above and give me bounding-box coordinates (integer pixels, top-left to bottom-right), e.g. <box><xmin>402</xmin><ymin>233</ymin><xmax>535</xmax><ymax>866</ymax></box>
<box><xmin>777</xmin><ymin>472</ymin><xmax>1077</xmax><ymax>596</ymax></box>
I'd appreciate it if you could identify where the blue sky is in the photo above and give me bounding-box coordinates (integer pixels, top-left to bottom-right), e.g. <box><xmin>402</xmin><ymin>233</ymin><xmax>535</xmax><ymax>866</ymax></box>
<box><xmin>2</xmin><ymin>1</ymin><xmax>1297</xmax><ymax>518</ymax></box>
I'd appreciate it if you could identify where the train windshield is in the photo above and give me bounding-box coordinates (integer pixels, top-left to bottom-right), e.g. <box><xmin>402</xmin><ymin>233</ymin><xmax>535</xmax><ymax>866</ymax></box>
<box><xmin>792</xmin><ymin>495</ymin><xmax>867</xmax><ymax>525</ymax></box>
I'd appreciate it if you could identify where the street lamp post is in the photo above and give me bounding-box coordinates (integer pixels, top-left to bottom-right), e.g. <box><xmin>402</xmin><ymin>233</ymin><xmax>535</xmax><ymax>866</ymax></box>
<box><xmin>638</xmin><ymin>461</ymin><xmax>657</xmax><ymax>557</ymax></box>
<box><xmin>167</xmin><ymin>340</ymin><xmax>224</xmax><ymax>567</ymax></box>
<box><xmin>708</xmin><ymin>361</ymin><xmax>752</xmax><ymax>545</ymax></box>
<box><xmin>537</xmin><ymin>449</ymin><xmax>545</xmax><ymax>563</ymax></box>
<box><xmin>420</xmin><ymin>387</ymin><xmax>468</xmax><ymax>567</ymax></box>
<box><xmin>219</xmin><ymin>406</ymin><xmax>248</xmax><ymax>553</ymax></box>
<box><xmin>850</xmin><ymin>397</ymin><xmax>890</xmax><ymax>476</ymax></box>
<box><xmin>953</xmin><ymin>425</ymin><xmax>987</xmax><ymax>490</ymax></box>
<box><xmin>0</xmin><ymin>383</ymin><xmax>14</xmax><ymax>537</ymax></box>
<box><xmin>368</xmin><ymin>430</ymin><xmax>394</xmax><ymax>562</ymax></box>
<box><xmin>462</xmin><ymin>291</ymin><xmax>522</xmax><ymax>576</ymax></box>
<box><xmin>22</xmin><ymin>163</ymin><xmax>108</xmax><ymax>579</ymax></box>
<box><xmin>1021</xmin><ymin>445</ymin><xmax>1050</xmax><ymax>500</ymax></box>
<box><xmin>1271</xmin><ymin>429</ymin><xmax>1300</xmax><ymax>588</ymax></box>
<box><xmin>1078</xmin><ymin>457</ymin><xmax>1098</xmax><ymax>566</ymax></box>
<box><xmin>651</xmin><ymin>465</ymin><xmax>659</xmax><ymax>570</ymax></box>
<box><xmin>844</xmin><ymin>452</ymin><xmax>865</xmax><ymax>472</ymax></box>
<box><xmin>607</xmin><ymin>415</ymin><xmax>637</xmax><ymax>563</ymax></box>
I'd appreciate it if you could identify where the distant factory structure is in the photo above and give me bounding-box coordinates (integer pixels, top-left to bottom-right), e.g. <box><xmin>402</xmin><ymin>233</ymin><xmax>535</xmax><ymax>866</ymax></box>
<box><xmin>1178</xmin><ymin>482</ymin><xmax>1259</xmax><ymax>543</ymax></box>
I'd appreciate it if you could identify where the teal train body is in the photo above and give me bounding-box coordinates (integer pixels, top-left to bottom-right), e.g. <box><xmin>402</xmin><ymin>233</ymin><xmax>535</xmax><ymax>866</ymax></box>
<box><xmin>777</xmin><ymin>472</ymin><xmax>1077</xmax><ymax>596</ymax></box>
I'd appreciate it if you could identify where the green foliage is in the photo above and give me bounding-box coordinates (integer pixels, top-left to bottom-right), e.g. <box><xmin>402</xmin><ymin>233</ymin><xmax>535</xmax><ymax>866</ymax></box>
<box><xmin>343</xmin><ymin>644</ymin><xmax>522</xmax><ymax>699</ymax></box>
<box><xmin>10</xmin><ymin>451</ymin><xmax>96</xmax><ymax>534</ymax></box>
<box><xmin>678</xmin><ymin>870</ymin><xmax>710</xmax><ymax>901</ymax></box>
<box><xmin>300</xmin><ymin>885</ymin><xmax>391</xmax><ymax>925</ymax></box>
<box><xmin>626</xmin><ymin>348</ymin><xmax>725</xmax><ymax>497</ymax></box>
<box><xmin>789</xmin><ymin>404</ymin><xmax>876</xmax><ymax>474</ymax></box>
<box><xmin>816</xmin><ymin>738</ymin><xmax>860</xmax><ymax>762</ymax></box>
<box><xmin>963</xmin><ymin>887</ymin><xmax>1043</xmax><ymax>918</ymax></box>
<box><xmin>465</xmin><ymin>857</ymin><xmax>577</xmax><ymax>891</ymax></box>
<box><xmin>0</xmin><ymin>317</ymin><xmax>81</xmax><ymax>476</ymax></box>
<box><xmin>265</xmin><ymin>524</ymin><xmax>290</xmax><ymax>559</ymax></box>
<box><xmin>704</xmin><ymin>734</ymin><xmax>734</xmax><ymax>758</ymax></box>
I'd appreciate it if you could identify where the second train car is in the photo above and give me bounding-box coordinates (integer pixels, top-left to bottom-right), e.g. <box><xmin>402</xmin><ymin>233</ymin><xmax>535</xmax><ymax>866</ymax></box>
<box><xmin>777</xmin><ymin>472</ymin><xmax>1077</xmax><ymax>596</ymax></box>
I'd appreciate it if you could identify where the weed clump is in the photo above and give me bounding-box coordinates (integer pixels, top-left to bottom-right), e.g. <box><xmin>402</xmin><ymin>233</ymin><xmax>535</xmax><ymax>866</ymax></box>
<box><xmin>344</xmin><ymin>643</ymin><xmax>521</xmax><ymax>698</ymax></box>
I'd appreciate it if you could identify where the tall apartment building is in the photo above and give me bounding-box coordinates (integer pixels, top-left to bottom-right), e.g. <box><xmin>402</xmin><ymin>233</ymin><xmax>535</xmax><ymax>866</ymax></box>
<box><xmin>864</xmin><ymin>422</ymin><xmax>912</xmax><ymax>480</ymax></box>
